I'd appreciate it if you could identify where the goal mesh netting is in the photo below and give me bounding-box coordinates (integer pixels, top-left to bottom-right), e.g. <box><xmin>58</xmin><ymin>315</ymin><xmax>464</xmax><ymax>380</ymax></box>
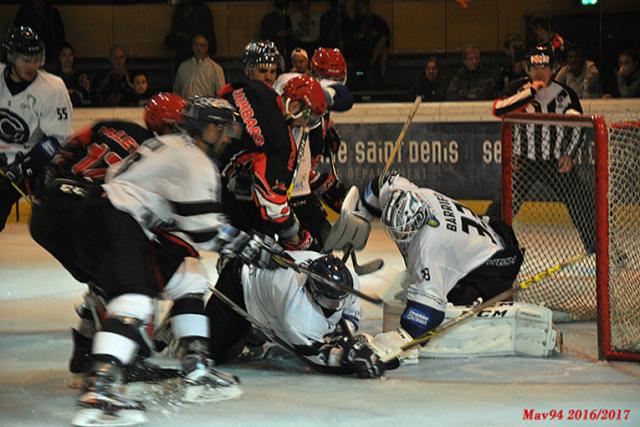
<box><xmin>501</xmin><ymin>113</ymin><xmax>639</xmax><ymax>361</ymax></box>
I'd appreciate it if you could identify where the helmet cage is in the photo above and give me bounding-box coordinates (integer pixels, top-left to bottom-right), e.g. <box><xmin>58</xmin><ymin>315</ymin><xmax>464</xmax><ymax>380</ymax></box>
<box><xmin>382</xmin><ymin>190</ymin><xmax>429</xmax><ymax>244</ymax></box>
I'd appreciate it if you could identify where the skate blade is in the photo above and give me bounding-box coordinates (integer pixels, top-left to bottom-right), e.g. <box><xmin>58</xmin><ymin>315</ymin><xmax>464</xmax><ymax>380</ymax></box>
<box><xmin>71</xmin><ymin>408</ymin><xmax>146</xmax><ymax>427</ymax></box>
<box><xmin>182</xmin><ymin>383</ymin><xmax>243</xmax><ymax>403</ymax></box>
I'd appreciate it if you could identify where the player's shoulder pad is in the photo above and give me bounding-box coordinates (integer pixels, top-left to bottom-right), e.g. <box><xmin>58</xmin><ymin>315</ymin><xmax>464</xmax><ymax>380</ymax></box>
<box><xmin>35</xmin><ymin>69</ymin><xmax>69</xmax><ymax>93</ymax></box>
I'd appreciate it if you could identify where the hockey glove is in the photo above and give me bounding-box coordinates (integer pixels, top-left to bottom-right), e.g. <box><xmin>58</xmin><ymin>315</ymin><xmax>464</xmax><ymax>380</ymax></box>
<box><xmin>342</xmin><ymin>334</ymin><xmax>398</xmax><ymax>379</ymax></box>
<box><xmin>0</xmin><ymin>153</ymin><xmax>26</xmax><ymax>183</ymax></box>
<box><xmin>311</xmin><ymin>172</ymin><xmax>347</xmax><ymax>213</ymax></box>
<box><xmin>323</xmin><ymin>127</ymin><xmax>342</xmax><ymax>155</ymax></box>
<box><xmin>218</xmin><ymin>227</ymin><xmax>281</xmax><ymax>270</ymax></box>
<box><xmin>282</xmin><ymin>228</ymin><xmax>317</xmax><ymax>252</ymax></box>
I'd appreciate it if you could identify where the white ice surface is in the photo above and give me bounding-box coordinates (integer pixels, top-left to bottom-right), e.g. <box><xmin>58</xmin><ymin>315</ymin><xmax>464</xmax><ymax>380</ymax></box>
<box><xmin>1</xmin><ymin>224</ymin><xmax>639</xmax><ymax>427</ymax></box>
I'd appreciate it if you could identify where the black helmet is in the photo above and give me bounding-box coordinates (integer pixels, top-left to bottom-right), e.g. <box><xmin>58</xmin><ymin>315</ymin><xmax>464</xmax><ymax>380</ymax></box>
<box><xmin>527</xmin><ymin>43</ymin><xmax>555</xmax><ymax>68</ymax></box>
<box><xmin>1</xmin><ymin>26</ymin><xmax>45</xmax><ymax>63</ymax></box>
<box><xmin>181</xmin><ymin>96</ymin><xmax>242</xmax><ymax>142</ymax></box>
<box><xmin>242</xmin><ymin>40</ymin><xmax>284</xmax><ymax>74</ymax></box>
<box><xmin>306</xmin><ymin>255</ymin><xmax>353</xmax><ymax>311</ymax></box>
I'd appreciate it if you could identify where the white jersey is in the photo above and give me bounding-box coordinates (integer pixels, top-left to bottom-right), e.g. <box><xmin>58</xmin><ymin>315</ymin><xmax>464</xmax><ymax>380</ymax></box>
<box><xmin>241</xmin><ymin>250</ymin><xmax>362</xmax><ymax>349</ymax></box>
<box><xmin>379</xmin><ymin>176</ymin><xmax>504</xmax><ymax>311</ymax></box>
<box><xmin>0</xmin><ymin>63</ymin><xmax>72</xmax><ymax>163</ymax></box>
<box><xmin>104</xmin><ymin>133</ymin><xmax>227</xmax><ymax>252</ymax></box>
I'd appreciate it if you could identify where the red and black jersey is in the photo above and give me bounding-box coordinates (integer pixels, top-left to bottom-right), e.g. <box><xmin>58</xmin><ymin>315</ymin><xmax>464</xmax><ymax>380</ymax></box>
<box><xmin>54</xmin><ymin>120</ymin><xmax>152</xmax><ymax>183</ymax></box>
<box><xmin>219</xmin><ymin>81</ymin><xmax>297</xmax><ymax>233</ymax></box>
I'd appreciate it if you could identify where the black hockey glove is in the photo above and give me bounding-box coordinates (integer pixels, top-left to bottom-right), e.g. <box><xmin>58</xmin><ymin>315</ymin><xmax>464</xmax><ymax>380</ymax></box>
<box><xmin>219</xmin><ymin>228</ymin><xmax>281</xmax><ymax>270</ymax></box>
<box><xmin>342</xmin><ymin>334</ymin><xmax>389</xmax><ymax>379</ymax></box>
<box><xmin>323</xmin><ymin>127</ymin><xmax>342</xmax><ymax>155</ymax></box>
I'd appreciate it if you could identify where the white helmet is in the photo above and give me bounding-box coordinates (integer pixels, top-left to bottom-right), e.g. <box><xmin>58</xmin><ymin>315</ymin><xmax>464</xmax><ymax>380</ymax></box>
<box><xmin>381</xmin><ymin>190</ymin><xmax>429</xmax><ymax>244</ymax></box>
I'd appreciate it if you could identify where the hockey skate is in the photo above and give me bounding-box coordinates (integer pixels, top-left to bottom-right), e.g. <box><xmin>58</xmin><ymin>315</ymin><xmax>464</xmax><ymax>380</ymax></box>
<box><xmin>71</xmin><ymin>361</ymin><xmax>146</xmax><ymax>427</ymax></box>
<box><xmin>179</xmin><ymin>339</ymin><xmax>242</xmax><ymax>403</ymax></box>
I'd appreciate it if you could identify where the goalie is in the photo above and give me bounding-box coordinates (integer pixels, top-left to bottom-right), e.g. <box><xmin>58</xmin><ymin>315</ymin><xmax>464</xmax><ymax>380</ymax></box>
<box><xmin>359</xmin><ymin>172</ymin><xmax>558</xmax><ymax>362</ymax></box>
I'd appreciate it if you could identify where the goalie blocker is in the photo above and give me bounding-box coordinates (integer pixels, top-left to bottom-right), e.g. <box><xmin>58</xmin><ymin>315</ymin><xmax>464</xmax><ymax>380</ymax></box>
<box><xmin>382</xmin><ymin>297</ymin><xmax>561</xmax><ymax>359</ymax></box>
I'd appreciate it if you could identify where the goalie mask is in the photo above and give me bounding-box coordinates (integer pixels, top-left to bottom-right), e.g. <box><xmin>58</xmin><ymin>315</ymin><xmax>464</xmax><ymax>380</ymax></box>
<box><xmin>306</xmin><ymin>255</ymin><xmax>353</xmax><ymax>311</ymax></box>
<box><xmin>382</xmin><ymin>190</ymin><xmax>430</xmax><ymax>244</ymax></box>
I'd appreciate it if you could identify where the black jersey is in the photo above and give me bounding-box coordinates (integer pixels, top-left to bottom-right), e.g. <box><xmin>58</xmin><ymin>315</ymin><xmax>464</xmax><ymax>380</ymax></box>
<box><xmin>219</xmin><ymin>81</ymin><xmax>297</xmax><ymax>233</ymax></box>
<box><xmin>54</xmin><ymin>120</ymin><xmax>152</xmax><ymax>183</ymax></box>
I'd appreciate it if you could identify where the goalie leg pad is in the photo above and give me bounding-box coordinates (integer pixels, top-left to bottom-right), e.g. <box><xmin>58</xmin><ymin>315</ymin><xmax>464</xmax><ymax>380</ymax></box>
<box><xmin>419</xmin><ymin>302</ymin><xmax>559</xmax><ymax>358</ymax></box>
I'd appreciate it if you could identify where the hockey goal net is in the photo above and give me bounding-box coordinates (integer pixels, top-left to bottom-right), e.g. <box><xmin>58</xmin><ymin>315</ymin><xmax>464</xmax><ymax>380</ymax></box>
<box><xmin>501</xmin><ymin>112</ymin><xmax>639</xmax><ymax>362</ymax></box>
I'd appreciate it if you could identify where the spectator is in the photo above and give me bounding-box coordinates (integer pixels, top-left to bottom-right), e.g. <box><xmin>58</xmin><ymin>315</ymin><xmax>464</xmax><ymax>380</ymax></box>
<box><xmin>496</xmin><ymin>34</ymin><xmax>527</xmax><ymax>96</ymax></box>
<box><xmin>94</xmin><ymin>45</ymin><xmax>134</xmax><ymax>107</ymax></box>
<box><xmin>290</xmin><ymin>0</ymin><xmax>321</xmax><ymax>55</ymax></box>
<box><xmin>616</xmin><ymin>49</ymin><xmax>640</xmax><ymax>98</ymax></box>
<box><xmin>165</xmin><ymin>0</ymin><xmax>216</xmax><ymax>66</ymax></box>
<box><xmin>530</xmin><ymin>14</ymin><xmax>565</xmax><ymax>72</ymax></box>
<box><xmin>123</xmin><ymin>72</ymin><xmax>153</xmax><ymax>107</ymax></box>
<box><xmin>447</xmin><ymin>44</ymin><xmax>496</xmax><ymax>101</ymax></box>
<box><xmin>14</xmin><ymin>0</ymin><xmax>65</xmax><ymax>65</ymax></box>
<box><xmin>52</xmin><ymin>41</ymin><xmax>91</xmax><ymax>107</ymax></box>
<box><xmin>173</xmin><ymin>34</ymin><xmax>225</xmax><ymax>99</ymax></box>
<box><xmin>261</xmin><ymin>0</ymin><xmax>294</xmax><ymax>60</ymax></box>
<box><xmin>344</xmin><ymin>0</ymin><xmax>390</xmax><ymax>88</ymax></box>
<box><xmin>290</xmin><ymin>47</ymin><xmax>310</xmax><ymax>74</ymax></box>
<box><xmin>555</xmin><ymin>43</ymin><xmax>601</xmax><ymax>99</ymax></box>
<box><xmin>408</xmin><ymin>56</ymin><xmax>447</xmax><ymax>102</ymax></box>
<box><xmin>319</xmin><ymin>0</ymin><xmax>352</xmax><ymax>49</ymax></box>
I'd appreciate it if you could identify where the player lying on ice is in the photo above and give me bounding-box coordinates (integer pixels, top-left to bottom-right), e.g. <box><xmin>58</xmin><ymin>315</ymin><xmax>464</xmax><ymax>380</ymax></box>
<box><xmin>359</xmin><ymin>172</ymin><xmax>561</xmax><ymax>363</ymax></box>
<box><xmin>68</xmin><ymin>96</ymin><xmax>290</xmax><ymax>427</ymax></box>
<box><xmin>204</xmin><ymin>251</ymin><xmax>400</xmax><ymax>379</ymax></box>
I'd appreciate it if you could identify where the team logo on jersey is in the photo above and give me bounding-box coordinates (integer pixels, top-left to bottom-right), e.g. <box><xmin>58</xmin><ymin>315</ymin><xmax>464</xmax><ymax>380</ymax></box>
<box><xmin>0</xmin><ymin>108</ymin><xmax>29</xmax><ymax>145</ymax></box>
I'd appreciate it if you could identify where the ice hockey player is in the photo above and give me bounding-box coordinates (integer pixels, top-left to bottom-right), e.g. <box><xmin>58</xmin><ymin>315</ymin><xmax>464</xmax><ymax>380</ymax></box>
<box><xmin>27</xmin><ymin>93</ymin><xmax>187</xmax><ymax>378</ymax></box>
<box><xmin>205</xmin><ymin>251</ymin><xmax>399</xmax><ymax>378</ymax></box>
<box><xmin>488</xmin><ymin>43</ymin><xmax>595</xmax><ymax>254</ymax></box>
<box><xmin>0</xmin><ymin>26</ymin><xmax>72</xmax><ymax>231</ymax></box>
<box><xmin>242</xmin><ymin>40</ymin><xmax>284</xmax><ymax>89</ymax></box>
<box><xmin>70</xmin><ymin>97</ymin><xmax>286</xmax><ymax>427</ymax></box>
<box><xmin>358</xmin><ymin>172</ymin><xmax>529</xmax><ymax>361</ymax></box>
<box><xmin>272</xmin><ymin>47</ymin><xmax>353</xmax><ymax>246</ymax></box>
<box><xmin>218</xmin><ymin>74</ymin><xmax>327</xmax><ymax>250</ymax></box>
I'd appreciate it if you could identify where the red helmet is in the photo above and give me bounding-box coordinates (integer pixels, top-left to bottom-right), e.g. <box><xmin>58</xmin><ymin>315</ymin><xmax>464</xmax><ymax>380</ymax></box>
<box><xmin>311</xmin><ymin>48</ymin><xmax>347</xmax><ymax>83</ymax></box>
<box><xmin>283</xmin><ymin>75</ymin><xmax>327</xmax><ymax>125</ymax></box>
<box><xmin>144</xmin><ymin>92</ymin><xmax>187</xmax><ymax>134</ymax></box>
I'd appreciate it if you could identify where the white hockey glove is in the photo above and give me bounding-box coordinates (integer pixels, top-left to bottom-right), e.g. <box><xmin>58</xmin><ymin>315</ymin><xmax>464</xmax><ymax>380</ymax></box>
<box><xmin>216</xmin><ymin>226</ymin><xmax>280</xmax><ymax>269</ymax></box>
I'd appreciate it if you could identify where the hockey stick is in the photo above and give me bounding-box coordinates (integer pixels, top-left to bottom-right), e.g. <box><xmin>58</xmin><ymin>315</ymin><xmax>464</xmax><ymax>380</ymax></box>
<box><xmin>380</xmin><ymin>252</ymin><xmax>588</xmax><ymax>363</ymax></box>
<box><xmin>270</xmin><ymin>252</ymin><xmax>385</xmax><ymax>305</ymax></box>
<box><xmin>0</xmin><ymin>168</ymin><xmax>32</xmax><ymax>206</ymax></box>
<box><xmin>378</xmin><ymin>95</ymin><xmax>422</xmax><ymax>188</ymax></box>
<box><xmin>351</xmin><ymin>251</ymin><xmax>384</xmax><ymax>275</ymax></box>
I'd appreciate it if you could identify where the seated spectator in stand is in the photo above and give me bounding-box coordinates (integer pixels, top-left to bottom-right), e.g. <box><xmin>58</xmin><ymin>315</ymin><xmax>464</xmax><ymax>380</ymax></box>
<box><xmin>447</xmin><ymin>44</ymin><xmax>496</xmax><ymax>101</ymax></box>
<box><xmin>344</xmin><ymin>0</ymin><xmax>390</xmax><ymax>88</ymax></box>
<box><xmin>94</xmin><ymin>45</ymin><xmax>134</xmax><ymax>107</ymax></box>
<box><xmin>616</xmin><ymin>49</ymin><xmax>640</xmax><ymax>98</ymax></box>
<box><xmin>555</xmin><ymin>43</ymin><xmax>601</xmax><ymax>99</ymax></box>
<box><xmin>496</xmin><ymin>34</ymin><xmax>527</xmax><ymax>96</ymax></box>
<box><xmin>290</xmin><ymin>0</ymin><xmax>321</xmax><ymax>55</ymax></box>
<box><xmin>52</xmin><ymin>41</ymin><xmax>91</xmax><ymax>107</ymax></box>
<box><xmin>173</xmin><ymin>34</ymin><xmax>225</xmax><ymax>99</ymax></box>
<box><xmin>261</xmin><ymin>0</ymin><xmax>294</xmax><ymax>60</ymax></box>
<box><xmin>164</xmin><ymin>0</ymin><xmax>216</xmax><ymax>66</ymax></box>
<box><xmin>15</xmin><ymin>0</ymin><xmax>65</xmax><ymax>66</ymax></box>
<box><xmin>408</xmin><ymin>56</ymin><xmax>447</xmax><ymax>102</ymax></box>
<box><xmin>319</xmin><ymin>0</ymin><xmax>352</xmax><ymax>49</ymax></box>
<box><xmin>123</xmin><ymin>72</ymin><xmax>153</xmax><ymax>107</ymax></box>
<box><xmin>530</xmin><ymin>14</ymin><xmax>566</xmax><ymax>73</ymax></box>
<box><xmin>290</xmin><ymin>47</ymin><xmax>310</xmax><ymax>74</ymax></box>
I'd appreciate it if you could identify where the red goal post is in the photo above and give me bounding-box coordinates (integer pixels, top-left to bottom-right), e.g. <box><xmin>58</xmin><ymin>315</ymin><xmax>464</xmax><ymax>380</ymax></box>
<box><xmin>501</xmin><ymin>112</ymin><xmax>639</xmax><ymax>362</ymax></box>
